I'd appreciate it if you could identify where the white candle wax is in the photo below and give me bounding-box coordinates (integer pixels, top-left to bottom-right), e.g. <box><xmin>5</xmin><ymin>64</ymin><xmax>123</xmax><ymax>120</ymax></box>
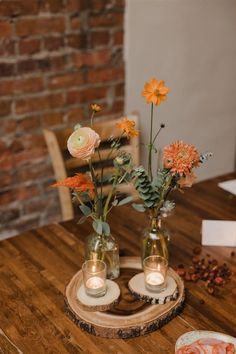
<box><xmin>146</xmin><ymin>272</ymin><xmax>164</xmax><ymax>286</ymax></box>
<box><xmin>86</xmin><ymin>276</ymin><xmax>105</xmax><ymax>289</ymax></box>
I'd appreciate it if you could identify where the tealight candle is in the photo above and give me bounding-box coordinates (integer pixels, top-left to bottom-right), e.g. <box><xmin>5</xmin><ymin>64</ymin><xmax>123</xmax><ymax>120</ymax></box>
<box><xmin>143</xmin><ymin>255</ymin><xmax>168</xmax><ymax>293</ymax></box>
<box><xmin>82</xmin><ymin>260</ymin><xmax>107</xmax><ymax>297</ymax></box>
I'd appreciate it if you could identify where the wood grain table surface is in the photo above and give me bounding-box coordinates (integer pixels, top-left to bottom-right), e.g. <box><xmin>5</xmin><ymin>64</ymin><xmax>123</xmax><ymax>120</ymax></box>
<box><xmin>0</xmin><ymin>173</ymin><xmax>235</xmax><ymax>354</ymax></box>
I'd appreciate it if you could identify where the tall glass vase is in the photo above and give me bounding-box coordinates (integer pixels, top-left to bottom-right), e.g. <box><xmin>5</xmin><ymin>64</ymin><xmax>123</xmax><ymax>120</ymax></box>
<box><xmin>85</xmin><ymin>232</ymin><xmax>120</xmax><ymax>280</ymax></box>
<box><xmin>141</xmin><ymin>218</ymin><xmax>170</xmax><ymax>264</ymax></box>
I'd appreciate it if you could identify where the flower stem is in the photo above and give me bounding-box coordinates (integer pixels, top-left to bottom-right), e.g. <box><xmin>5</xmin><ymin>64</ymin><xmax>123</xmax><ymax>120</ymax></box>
<box><xmin>148</xmin><ymin>103</ymin><xmax>154</xmax><ymax>181</ymax></box>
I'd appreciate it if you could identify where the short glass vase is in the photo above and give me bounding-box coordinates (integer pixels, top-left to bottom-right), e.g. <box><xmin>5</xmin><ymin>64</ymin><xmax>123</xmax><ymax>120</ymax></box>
<box><xmin>141</xmin><ymin>218</ymin><xmax>170</xmax><ymax>264</ymax></box>
<box><xmin>85</xmin><ymin>232</ymin><xmax>120</xmax><ymax>280</ymax></box>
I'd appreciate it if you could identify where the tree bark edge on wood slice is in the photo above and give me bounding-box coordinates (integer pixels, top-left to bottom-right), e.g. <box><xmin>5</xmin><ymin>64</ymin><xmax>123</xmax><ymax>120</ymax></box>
<box><xmin>76</xmin><ymin>279</ymin><xmax>120</xmax><ymax>312</ymax></box>
<box><xmin>64</xmin><ymin>257</ymin><xmax>185</xmax><ymax>339</ymax></box>
<box><xmin>128</xmin><ymin>272</ymin><xmax>178</xmax><ymax>304</ymax></box>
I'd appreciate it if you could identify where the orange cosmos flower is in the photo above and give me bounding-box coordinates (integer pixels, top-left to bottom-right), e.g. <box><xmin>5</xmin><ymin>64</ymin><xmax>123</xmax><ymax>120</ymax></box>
<box><xmin>163</xmin><ymin>140</ymin><xmax>200</xmax><ymax>176</ymax></box>
<box><xmin>52</xmin><ymin>173</ymin><xmax>95</xmax><ymax>196</ymax></box>
<box><xmin>116</xmin><ymin>117</ymin><xmax>139</xmax><ymax>138</ymax></box>
<box><xmin>91</xmin><ymin>103</ymin><xmax>102</xmax><ymax>112</ymax></box>
<box><xmin>142</xmin><ymin>78</ymin><xmax>169</xmax><ymax>106</ymax></box>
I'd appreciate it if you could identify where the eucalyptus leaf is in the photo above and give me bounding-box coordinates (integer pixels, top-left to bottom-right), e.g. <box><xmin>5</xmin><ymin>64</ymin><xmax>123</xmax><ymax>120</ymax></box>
<box><xmin>92</xmin><ymin>219</ymin><xmax>103</xmax><ymax>235</ymax></box>
<box><xmin>118</xmin><ymin>195</ymin><xmax>133</xmax><ymax>206</ymax></box>
<box><xmin>77</xmin><ymin>215</ymin><xmax>87</xmax><ymax>224</ymax></box>
<box><xmin>132</xmin><ymin>203</ymin><xmax>146</xmax><ymax>212</ymax></box>
<box><xmin>102</xmin><ymin>222</ymin><xmax>110</xmax><ymax>236</ymax></box>
<box><xmin>79</xmin><ymin>205</ymin><xmax>91</xmax><ymax>216</ymax></box>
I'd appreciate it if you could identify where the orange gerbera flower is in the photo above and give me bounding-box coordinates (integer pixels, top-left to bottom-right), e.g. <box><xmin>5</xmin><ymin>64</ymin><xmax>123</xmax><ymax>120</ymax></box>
<box><xmin>116</xmin><ymin>117</ymin><xmax>139</xmax><ymax>138</ymax></box>
<box><xmin>163</xmin><ymin>140</ymin><xmax>200</xmax><ymax>176</ymax></box>
<box><xmin>142</xmin><ymin>78</ymin><xmax>169</xmax><ymax>106</ymax></box>
<box><xmin>52</xmin><ymin>173</ymin><xmax>95</xmax><ymax>196</ymax></box>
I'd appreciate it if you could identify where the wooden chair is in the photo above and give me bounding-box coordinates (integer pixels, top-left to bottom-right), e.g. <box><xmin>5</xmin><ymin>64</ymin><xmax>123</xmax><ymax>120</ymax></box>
<box><xmin>44</xmin><ymin>115</ymin><xmax>140</xmax><ymax>221</ymax></box>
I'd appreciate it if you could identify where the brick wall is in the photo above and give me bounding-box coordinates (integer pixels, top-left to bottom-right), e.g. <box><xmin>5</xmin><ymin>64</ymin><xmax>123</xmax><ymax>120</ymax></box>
<box><xmin>0</xmin><ymin>0</ymin><xmax>125</xmax><ymax>239</ymax></box>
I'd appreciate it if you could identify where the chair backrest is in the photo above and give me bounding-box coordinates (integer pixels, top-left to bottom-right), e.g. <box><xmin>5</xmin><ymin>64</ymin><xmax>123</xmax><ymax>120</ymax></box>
<box><xmin>44</xmin><ymin>115</ymin><xmax>140</xmax><ymax>221</ymax></box>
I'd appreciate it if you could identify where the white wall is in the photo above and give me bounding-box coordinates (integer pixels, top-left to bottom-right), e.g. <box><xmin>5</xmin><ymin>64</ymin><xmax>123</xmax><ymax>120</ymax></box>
<box><xmin>125</xmin><ymin>0</ymin><xmax>236</xmax><ymax>180</ymax></box>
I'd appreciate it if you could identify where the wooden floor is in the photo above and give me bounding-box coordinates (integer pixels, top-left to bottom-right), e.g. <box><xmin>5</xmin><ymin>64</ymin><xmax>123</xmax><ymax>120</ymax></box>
<box><xmin>0</xmin><ymin>173</ymin><xmax>235</xmax><ymax>353</ymax></box>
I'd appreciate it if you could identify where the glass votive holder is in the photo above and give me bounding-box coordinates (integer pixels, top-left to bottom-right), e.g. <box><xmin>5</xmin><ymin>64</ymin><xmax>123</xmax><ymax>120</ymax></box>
<box><xmin>143</xmin><ymin>255</ymin><xmax>168</xmax><ymax>293</ymax></box>
<box><xmin>82</xmin><ymin>260</ymin><xmax>107</xmax><ymax>297</ymax></box>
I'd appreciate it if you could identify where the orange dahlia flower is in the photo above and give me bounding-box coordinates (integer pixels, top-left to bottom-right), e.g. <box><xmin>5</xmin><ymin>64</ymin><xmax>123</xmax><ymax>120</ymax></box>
<box><xmin>116</xmin><ymin>117</ymin><xmax>139</xmax><ymax>138</ymax></box>
<box><xmin>178</xmin><ymin>172</ymin><xmax>197</xmax><ymax>188</ymax></box>
<box><xmin>142</xmin><ymin>78</ymin><xmax>169</xmax><ymax>106</ymax></box>
<box><xmin>52</xmin><ymin>173</ymin><xmax>95</xmax><ymax>196</ymax></box>
<box><xmin>163</xmin><ymin>140</ymin><xmax>200</xmax><ymax>176</ymax></box>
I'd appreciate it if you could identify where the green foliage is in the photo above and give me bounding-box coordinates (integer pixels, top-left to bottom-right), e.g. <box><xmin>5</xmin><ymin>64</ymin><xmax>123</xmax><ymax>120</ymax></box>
<box><xmin>79</xmin><ymin>205</ymin><xmax>92</xmax><ymax>216</ymax></box>
<box><xmin>117</xmin><ymin>195</ymin><xmax>133</xmax><ymax>206</ymax></box>
<box><xmin>92</xmin><ymin>219</ymin><xmax>110</xmax><ymax>236</ymax></box>
<box><xmin>132</xmin><ymin>166</ymin><xmax>159</xmax><ymax>208</ymax></box>
<box><xmin>132</xmin><ymin>203</ymin><xmax>146</xmax><ymax>212</ymax></box>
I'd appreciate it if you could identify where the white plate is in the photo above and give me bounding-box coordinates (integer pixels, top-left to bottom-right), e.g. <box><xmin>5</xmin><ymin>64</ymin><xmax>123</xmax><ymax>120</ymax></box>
<box><xmin>175</xmin><ymin>330</ymin><xmax>236</xmax><ymax>351</ymax></box>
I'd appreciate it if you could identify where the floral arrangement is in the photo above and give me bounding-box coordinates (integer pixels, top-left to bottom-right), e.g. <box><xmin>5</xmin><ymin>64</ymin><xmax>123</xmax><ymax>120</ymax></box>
<box><xmin>53</xmin><ymin>105</ymin><xmax>139</xmax><ymax>236</ymax></box>
<box><xmin>132</xmin><ymin>78</ymin><xmax>212</xmax><ymax>222</ymax></box>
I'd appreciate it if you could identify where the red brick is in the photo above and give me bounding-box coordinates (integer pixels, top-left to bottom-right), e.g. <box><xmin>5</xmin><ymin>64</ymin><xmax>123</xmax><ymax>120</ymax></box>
<box><xmin>49</xmin><ymin>55</ymin><xmax>66</xmax><ymax>71</ymax></box>
<box><xmin>0</xmin><ymin>151</ymin><xmax>13</xmax><ymax>171</ymax></box>
<box><xmin>2</xmin><ymin>119</ymin><xmax>16</xmax><ymax>134</ymax></box>
<box><xmin>0</xmin><ymin>40</ymin><xmax>15</xmax><ymax>56</ymax></box>
<box><xmin>10</xmin><ymin>140</ymin><xmax>24</xmax><ymax>153</ymax></box>
<box><xmin>0</xmin><ymin>63</ymin><xmax>15</xmax><ymax>77</ymax></box>
<box><xmin>0</xmin><ymin>172</ymin><xmax>13</xmax><ymax>188</ymax></box>
<box><xmin>0</xmin><ymin>1</ymin><xmax>37</xmax><ymax>16</ymax></box>
<box><xmin>65</xmin><ymin>107</ymin><xmax>84</xmax><ymax>124</ymax></box>
<box><xmin>91</xmin><ymin>31</ymin><xmax>110</xmax><ymax>47</ymax></box>
<box><xmin>15</xmin><ymin>17</ymin><xmax>65</xmax><ymax>37</ymax></box>
<box><xmin>67</xmin><ymin>87</ymin><xmax>107</xmax><ymax>105</ymax></box>
<box><xmin>67</xmin><ymin>0</ymin><xmax>87</xmax><ymax>12</ymax></box>
<box><xmin>70</xmin><ymin>16</ymin><xmax>80</xmax><ymax>30</ymax></box>
<box><xmin>39</xmin><ymin>0</ymin><xmax>64</xmax><ymax>13</ymax></box>
<box><xmin>17</xmin><ymin>60</ymin><xmax>37</xmax><ymax>75</ymax></box>
<box><xmin>17</xmin><ymin>116</ymin><xmax>41</xmax><ymax>132</ymax></box>
<box><xmin>14</xmin><ymin>148</ymin><xmax>48</xmax><ymax>167</ymax></box>
<box><xmin>19</xmin><ymin>39</ymin><xmax>41</xmax><ymax>55</ymax></box>
<box><xmin>18</xmin><ymin>163</ymin><xmax>53</xmax><ymax>183</ymax></box>
<box><xmin>0</xmin><ymin>208</ymin><xmax>20</xmax><ymax>223</ymax></box>
<box><xmin>48</xmin><ymin>72</ymin><xmax>83</xmax><ymax>89</ymax></box>
<box><xmin>88</xmin><ymin>66</ymin><xmax>124</xmax><ymax>83</ymax></box>
<box><xmin>90</xmin><ymin>0</ymin><xmax>110</xmax><ymax>11</ymax></box>
<box><xmin>41</xmin><ymin>112</ymin><xmax>64</xmax><ymax>126</ymax></box>
<box><xmin>73</xmin><ymin>49</ymin><xmax>111</xmax><ymax>67</ymax></box>
<box><xmin>15</xmin><ymin>93</ymin><xmax>65</xmax><ymax>114</ymax></box>
<box><xmin>0</xmin><ymin>77</ymin><xmax>44</xmax><ymax>96</ymax></box>
<box><xmin>0</xmin><ymin>100</ymin><xmax>11</xmax><ymax>117</ymax></box>
<box><xmin>44</xmin><ymin>36</ymin><xmax>64</xmax><ymax>51</ymax></box>
<box><xmin>16</xmin><ymin>186</ymin><xmax>40</xmax><ymax>201</ymax></box>
<box><xmin>115</xmin><ymin>82</ymin><xmax>124</xmax><ymax>96</ymax></box>
<box><xmin>67</xmin><ymin>33</ymin><xmax>86</xmax><ymax>49</ymax></box>
<box><xmin>89</xmin><ymin>13</ymin><xmax>123</xmax><ymax>27</ymax></box>
<box><xmin>0</xmin><ymin>80</ymin><xmax>14</xmax><ymax>96</ymax></box>
<box><xmin>0</xmin><ymin>21</ymin><xmax>12</xmax><ymax>38</ymax></box>
<box><xmin>114</xmin><ymin>30</ymin><xmax>123</xmax><ymax>45</ymax></box>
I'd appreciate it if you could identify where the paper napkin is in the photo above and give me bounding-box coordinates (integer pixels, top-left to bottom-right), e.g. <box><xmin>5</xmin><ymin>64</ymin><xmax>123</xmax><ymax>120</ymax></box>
<box><xmin>218</xmin><ymin>179</ymin><xmax>236</xmax><ymax>196</ymax></box>
<box><xmin>202</xmin><ymin>220</ymin><xmax>236</xmax><ymax>247</ymax></box>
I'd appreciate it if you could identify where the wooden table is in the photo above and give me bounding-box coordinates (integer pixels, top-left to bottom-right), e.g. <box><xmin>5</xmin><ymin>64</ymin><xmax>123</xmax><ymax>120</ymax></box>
<box><xmin>0</xmin><ymin>173</ymin><xmax>235</xmax><ymax>353</ymax></box>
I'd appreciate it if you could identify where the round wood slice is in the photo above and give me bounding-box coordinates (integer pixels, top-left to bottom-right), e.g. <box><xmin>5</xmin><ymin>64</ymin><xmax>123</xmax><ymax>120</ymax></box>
<box><xmin>128</xmin><ymin>273</ymin><xmax>178</xmax><ymax>304</ymax></box>
<box><xmin>77</xmin><ymin>280</ymin><xmax>120</xmax><ymax>312</ymax></box>
<box><xmin>64</xmin><ymin>257</ymin><xmax>185</xmax><ymax>339</ymax></box>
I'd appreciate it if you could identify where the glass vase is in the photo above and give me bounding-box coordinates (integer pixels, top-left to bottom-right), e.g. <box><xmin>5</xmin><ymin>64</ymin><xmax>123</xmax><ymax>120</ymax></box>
<box><xmin>141</xmin><ymin>218</ymin><xmax>170</xmax><ymax>264</ymax></box>
<box><xmin>85</xmin><ymin>232</ymin><xmax>120</xmax><ymax>280</ymax></box>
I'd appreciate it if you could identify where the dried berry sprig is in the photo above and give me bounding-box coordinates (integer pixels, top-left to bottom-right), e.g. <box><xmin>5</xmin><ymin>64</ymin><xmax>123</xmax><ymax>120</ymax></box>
<box><xmin>176</xmin><ymin>247</ymin><xmax>232</xmax><ymax>296</ymax></box>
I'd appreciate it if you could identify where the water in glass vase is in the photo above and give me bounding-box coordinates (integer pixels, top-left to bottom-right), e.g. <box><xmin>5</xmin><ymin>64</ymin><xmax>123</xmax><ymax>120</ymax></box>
<box><xmin>85</xmin><ymin>233</ymin><xmax>120</xmax><ymax>280</ymax></box>
<box><xmin>141</xmin><ymin>218</ymin><xmax>170</xmax><ymax>264</ymax></box>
